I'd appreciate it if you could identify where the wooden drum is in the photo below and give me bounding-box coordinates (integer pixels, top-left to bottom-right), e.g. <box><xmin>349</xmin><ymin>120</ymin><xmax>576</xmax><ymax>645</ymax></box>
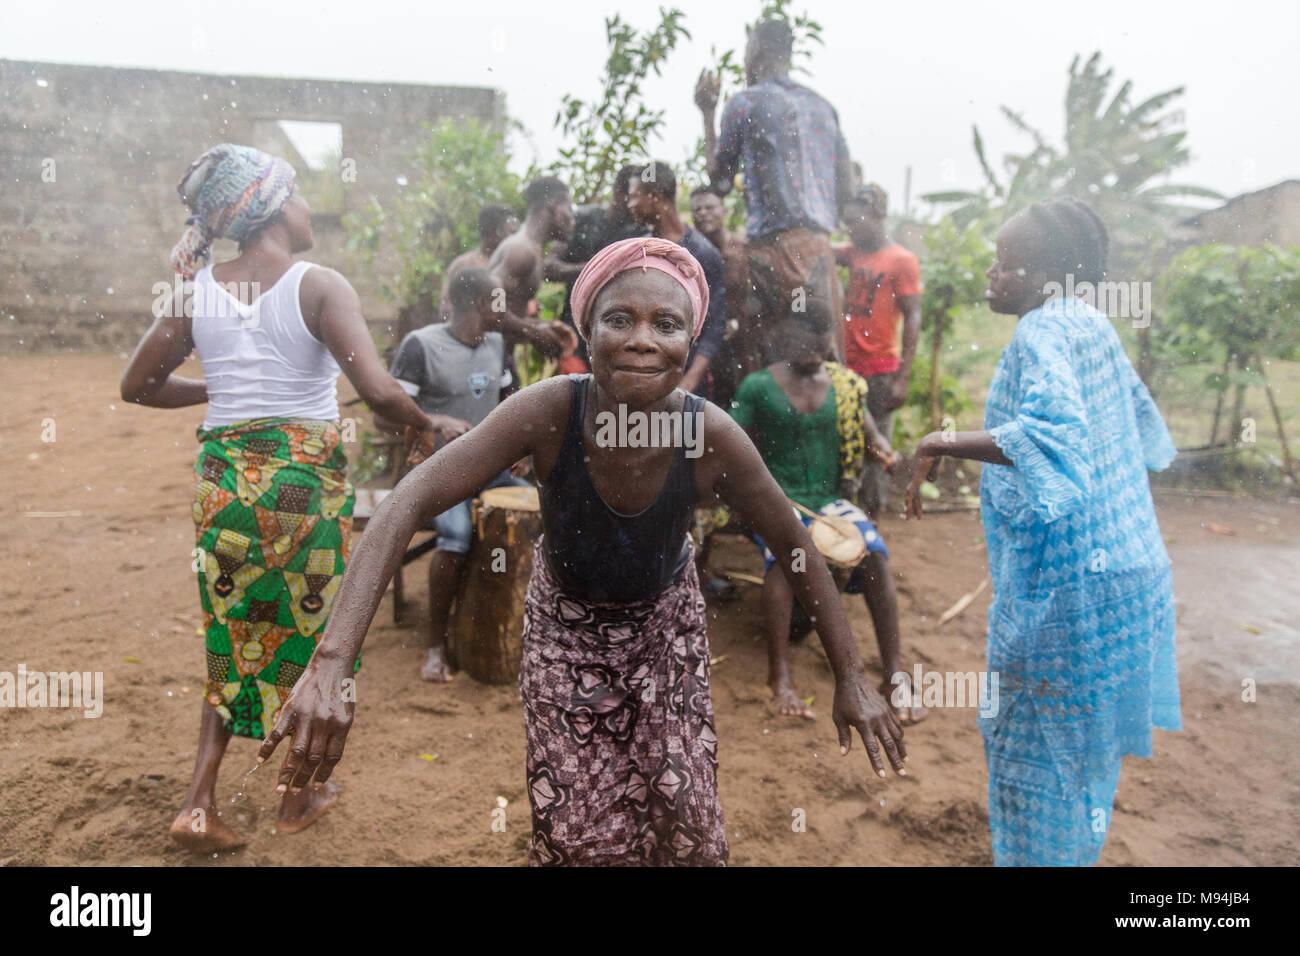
<box><xmin>446</xmin><ymin>485</ymin><xmax>542</xmax><ymax>684</ymax></box>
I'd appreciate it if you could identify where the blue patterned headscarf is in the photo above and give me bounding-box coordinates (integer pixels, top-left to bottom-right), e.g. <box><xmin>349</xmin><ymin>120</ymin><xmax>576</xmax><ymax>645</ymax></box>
<box><xmin>170</xmin><ymin>144</ymin><xmax>297</xmax><ymax>277</ymax></box>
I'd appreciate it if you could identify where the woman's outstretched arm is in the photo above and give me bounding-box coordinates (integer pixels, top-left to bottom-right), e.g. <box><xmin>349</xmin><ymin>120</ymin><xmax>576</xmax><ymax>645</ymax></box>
<box><xmin>904</xmin><ymin>430</ymin><xmax>1012</xmax><ymax>519</ymax></box>
<box><xmin>256</xmin><ymin>377</ymin><xmax>572</xmax><ymax>793</ymax></box>
<box><xmin>702</xmin><ymin>406</ymin><xmax>907</xmax><ymax>777</ymax></box>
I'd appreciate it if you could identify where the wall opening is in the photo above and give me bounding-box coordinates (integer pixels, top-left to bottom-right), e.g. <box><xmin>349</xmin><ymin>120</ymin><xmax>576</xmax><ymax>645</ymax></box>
<box><xmin>251</xmin><ymin>119</ymin><xmax>344</xmax><ymax>215</ymax></box>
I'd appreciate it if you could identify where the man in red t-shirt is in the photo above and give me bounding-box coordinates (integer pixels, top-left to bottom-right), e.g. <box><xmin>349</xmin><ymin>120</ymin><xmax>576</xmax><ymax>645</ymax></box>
<box><xmin>833</xmin><ymin>185</ymin><xmax>922</xmax><ymax>517</ymax></box>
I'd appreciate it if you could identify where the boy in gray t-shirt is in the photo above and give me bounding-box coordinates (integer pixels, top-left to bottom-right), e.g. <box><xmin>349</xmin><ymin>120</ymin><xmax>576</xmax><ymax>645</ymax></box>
<box><xmin>390</xmin><ymin>321</ymin><xmax>510</xmax><ymax>425</ymax></box>
<box><xmin>386</xmin><ymin>269</ymin><xmax>529</xmax><ymax>683</ymax></box>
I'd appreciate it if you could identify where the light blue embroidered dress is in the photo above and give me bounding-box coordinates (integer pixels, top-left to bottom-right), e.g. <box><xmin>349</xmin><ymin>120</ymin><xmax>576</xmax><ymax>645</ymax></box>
<box><xmin>979</xmin><ymin>296</ymin><xmax>1182</xmax><ymax>866</ymax></box>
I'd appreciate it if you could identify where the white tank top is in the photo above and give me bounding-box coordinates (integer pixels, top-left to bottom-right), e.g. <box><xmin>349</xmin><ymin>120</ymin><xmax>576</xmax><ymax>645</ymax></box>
<box><xmin>191</xmin><ymin>260</ymin><xmax>342</xmax><ymax>429</ymax></box>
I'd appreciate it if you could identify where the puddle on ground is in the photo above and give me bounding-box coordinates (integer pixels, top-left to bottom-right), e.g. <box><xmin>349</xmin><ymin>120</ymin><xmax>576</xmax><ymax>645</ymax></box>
<box><xmin>1169</xmin><ymin>541</ymin><xmax>1300</xmax><ymax>685</ymax></box>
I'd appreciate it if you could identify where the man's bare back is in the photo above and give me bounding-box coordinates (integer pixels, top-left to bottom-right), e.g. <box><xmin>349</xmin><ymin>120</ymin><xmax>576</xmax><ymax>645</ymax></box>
<box><xmin>488</xmin><ymin>230</ymin><xmax>545</xmax><ymax>318</ymax></box>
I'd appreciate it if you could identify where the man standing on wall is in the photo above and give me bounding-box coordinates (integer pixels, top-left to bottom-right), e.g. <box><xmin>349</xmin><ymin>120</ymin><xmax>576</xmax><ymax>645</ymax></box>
<box><xmin>695</xmin><ymin>18</ymin><xmax>855</xmax><ymax>369</ymax></box>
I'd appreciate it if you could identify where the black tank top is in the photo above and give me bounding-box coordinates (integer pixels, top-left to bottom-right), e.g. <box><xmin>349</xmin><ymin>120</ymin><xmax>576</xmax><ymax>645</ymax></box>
<box><xmin>539</xmin><ymin>374</ymin><xmax>701</xmax><ymax>603</ymax></box>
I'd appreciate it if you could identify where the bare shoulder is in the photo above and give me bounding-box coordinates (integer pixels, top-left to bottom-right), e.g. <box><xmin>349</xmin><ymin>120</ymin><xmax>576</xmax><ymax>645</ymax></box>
<box><xmin>300</xmin><ymin>264</ymin><xmax>356</xmax><ymax>301</ymax></box>
<box><xmin>496</xmin><ymin>375</ymin><xmax>578</xmax><ymax>479</ymax></box>
<box><xmin>446</xmin><ymin>249</ymin><xmax>486</xmax><ymax>277</ymax></box>
<box><xmin>693</xmin><ymin>398</ymin><xmax>755</xmax><ymax>494</ymax></box>
<box><xmin>492</xmin><ymin>233</ymin><xmax>537</xmax><ymax>273</ymax></box>
<box><xmin>506</xmin><ymin>374</ymin><xmax>576</xmax><ymax>424</ymax></box>
<box><xmin>300</xmin><ymin>268</ymin><xmax>363</xmax><ymax>342</ymax></box>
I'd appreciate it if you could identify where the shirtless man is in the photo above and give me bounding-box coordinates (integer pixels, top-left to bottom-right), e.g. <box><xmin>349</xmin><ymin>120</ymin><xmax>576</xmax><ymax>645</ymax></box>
<box><xmin>437</xmin><ymin>203</ymin><xmax>519</xmax><ymax>320</ymax></box>
<box><xmin>488</xmin><ymin>176</ymin><xmax>579</xmax><ymax>387</ymax></box>
<box><xmin>543</xmin><ymin>164</ymin><xmax>648</xmax><ymax>364</ymax></box>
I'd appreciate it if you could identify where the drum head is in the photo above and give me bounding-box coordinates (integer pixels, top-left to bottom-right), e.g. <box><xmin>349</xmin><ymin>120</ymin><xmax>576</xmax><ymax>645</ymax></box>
<box><xmin>809</xmin><ymin>514</ymin><xmax>866</xmax><ymax>569</ymax></box>
<box><xmin>479</xmin><ymin>485</ymin><xmax>540</xmax><ymax>512</ymax></box>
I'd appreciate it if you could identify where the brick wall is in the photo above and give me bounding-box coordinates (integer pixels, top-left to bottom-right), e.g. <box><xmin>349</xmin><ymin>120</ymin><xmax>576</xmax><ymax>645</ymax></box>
<box><xmin>0</xmin><ymin>59</ymin><xmax>503</xmax><ymax>352</ymax></box>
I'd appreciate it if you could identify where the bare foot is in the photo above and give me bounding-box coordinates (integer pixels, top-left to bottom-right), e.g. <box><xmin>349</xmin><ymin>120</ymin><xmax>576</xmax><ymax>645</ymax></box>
<box><xmin>277</xmin><ymin>781</ymin><xmax>340</xmax><ymax>834</ymax></box>
<box><xmin>420</xmin><ymin>646</ymin><xmax>454</xmax><ymax>683</ymax></box>
<box><xmin>880</xmin><ymin>680</ymin><xmax>928</xmax><ymax>725</ymax></box>
<box><xmin>770</xmin><ymin>684</ymin><xmax>816</xmax><ymax>720</ymax></box>
<box><xmin>169</xmin><ymin>805</ymin><xmax>247</xmax><ymax>853</ymax></box>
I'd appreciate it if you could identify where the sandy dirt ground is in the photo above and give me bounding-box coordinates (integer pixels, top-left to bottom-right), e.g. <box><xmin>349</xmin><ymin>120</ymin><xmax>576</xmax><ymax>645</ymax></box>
<box><xmin>1</xmin><ymin>353</ymin><xmax>1297</xmax><ymax>866</ymax></box>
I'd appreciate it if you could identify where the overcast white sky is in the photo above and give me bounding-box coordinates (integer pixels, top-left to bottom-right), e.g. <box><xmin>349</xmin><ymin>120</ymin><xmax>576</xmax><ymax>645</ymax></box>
<box><xmin>4</xmin><ymin>0</ymin><xmax>1297</xmax><ymax>214</ymax></box>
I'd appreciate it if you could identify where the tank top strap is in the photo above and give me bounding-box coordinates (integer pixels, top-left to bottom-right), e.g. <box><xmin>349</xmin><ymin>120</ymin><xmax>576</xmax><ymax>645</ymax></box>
<box><xmin>669</xmin><ymin>390</ymin><xmax>705</xmax><ymax>504</ymax></box>
<box><xmin>557</xmin><ymin>374</ymin><xmax>590</xmax><ymax>464</ymax></box>
<box><xmin>569</xmin><ymin>373</ymin><xmax>590</xmax><ymax>432</ymax></box>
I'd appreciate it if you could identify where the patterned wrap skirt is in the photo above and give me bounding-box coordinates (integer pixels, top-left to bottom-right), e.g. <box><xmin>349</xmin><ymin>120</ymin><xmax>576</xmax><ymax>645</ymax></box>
<box><xmin>519</xmin><ymin>540</ymin><xmax>729</xmax><ymax>866</ymax></box>
<box><xmin>192</xmin><ymin>418</ymin><xmax>356</xmax><ymax>740</ymax></box>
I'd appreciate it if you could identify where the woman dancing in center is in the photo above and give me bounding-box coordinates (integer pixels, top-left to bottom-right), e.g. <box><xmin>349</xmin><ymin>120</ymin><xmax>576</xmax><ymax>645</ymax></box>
<box><xmin>259</xmin><ymin>237</ymin><xmax>907</xmax><ymax>866</ymax></box>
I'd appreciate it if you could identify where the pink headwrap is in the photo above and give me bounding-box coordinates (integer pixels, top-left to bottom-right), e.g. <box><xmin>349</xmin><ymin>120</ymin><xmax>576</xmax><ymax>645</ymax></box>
<box><xmin>570</xmin><ymin>236</ymin><xmax>710</xmax><ymax>342</ymax></box>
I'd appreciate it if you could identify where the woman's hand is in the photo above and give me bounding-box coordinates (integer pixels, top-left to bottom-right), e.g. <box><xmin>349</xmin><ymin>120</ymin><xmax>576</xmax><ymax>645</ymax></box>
<box><xmin>257</xmin><ymin>654</ymin><xmax>355</xmax><ymax>793</ymax></box>
<box><xmin>405</xmin><ymin>425</ymin><xmax>437</xmax><ymax>465</ymax></box>
<box><xmin>872</xmin><ymin>443</ymin><xmax>903</xmax><ymax>473</ymax></box>
<box><xmin>904</xmin><ymin>432</ymin><xmax>943</xmax><ymax>520</ymax></box>
<box><xmin>832</xmin><ymin>669</ymin><xmax>906</xmax><ymax>777</ymax></box>
<box><xmin>405</xmin><ymin>416</ymin><xmax>469</xmax><ymax>465</ymax></box>
<box><xmin>433</xmin><ymin>414</ymin><xmax>472</xmax><ymax>442</ymax></box>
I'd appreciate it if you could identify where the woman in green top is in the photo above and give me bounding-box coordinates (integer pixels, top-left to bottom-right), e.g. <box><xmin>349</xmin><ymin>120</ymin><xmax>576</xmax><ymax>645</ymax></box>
<box><xmin>731</xmin><ymin>319</ymin><xmax>925</xmax><ymax>723</ymax></box>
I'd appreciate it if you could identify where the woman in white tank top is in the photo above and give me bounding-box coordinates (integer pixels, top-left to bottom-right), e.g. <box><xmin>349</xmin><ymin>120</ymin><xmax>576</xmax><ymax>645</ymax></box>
<box><xmin>121</xmin><ymin>144</ymin><xmax>463</xmax><ymax>855</ymax></box>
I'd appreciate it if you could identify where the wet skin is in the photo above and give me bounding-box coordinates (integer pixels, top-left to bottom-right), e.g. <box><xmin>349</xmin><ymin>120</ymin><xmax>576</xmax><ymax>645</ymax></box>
<box><xmin>438</xmin><ymin>213</ymin><xmax>520</xmax><ymax>318</ymax></box>
<box><xmin>258</xmin><ymin>269</ymin><xmax>909</xmax><ymax>796</ymax></box>
<box><xmin>121</xmin><ymin>183</ymin><xmax>443</xmax><ymax>850</ymax></box>
<box><xmin>488</xmin><ymin>199</ymin><xmax>578</xmax><ymax>359</ymax></box>
<box><xmin>749</xmin><ymin>327</ymin><xmax>922</xmax><ymax>723</ymax></box>
<box><xmin>625</xmin><ymin>177</ymin><xmax>711</xmax><ymax>395</ymax></box>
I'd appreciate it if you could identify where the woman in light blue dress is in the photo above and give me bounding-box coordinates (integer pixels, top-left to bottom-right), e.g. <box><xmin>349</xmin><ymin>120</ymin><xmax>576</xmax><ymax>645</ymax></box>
<box><xmin>905</xmin><ymin>199</ymin><xmax>1181</xmax><ymax>865</ymax></box>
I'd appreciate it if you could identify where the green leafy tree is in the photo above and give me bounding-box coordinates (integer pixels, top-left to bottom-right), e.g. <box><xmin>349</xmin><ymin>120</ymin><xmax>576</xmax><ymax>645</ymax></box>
<box><xmin>344</xmin><ymin>117</ymin><xmax>520</xmax><ymax>314</ymax></box>
<box><xmin>340</xmin><ymin>118</ymin><xmax>519</xmax><ymax>483</ymax></box>
<box><xmin>919</xmin><ymin>216</ymin><xmax>995</xmax><ymax>430</ymax></box>
<box><xmin>548</xmin><ymin>8</ymin><xmax>691</xmax><ymax>205</ymax></box>
<box><xmin>707</xmin><ymin>0</ymin><xmax>823</xmax><ymax>90</ymax></box>
<box><xmin>1158</xmin><ymin>243</ymin><xmax>1300</xmax><ymax>476</ymax></box>
<box><xmin>923</xmin><ymin>52</ymin><xmax>1220</xmax><ymax>252</ymax></box>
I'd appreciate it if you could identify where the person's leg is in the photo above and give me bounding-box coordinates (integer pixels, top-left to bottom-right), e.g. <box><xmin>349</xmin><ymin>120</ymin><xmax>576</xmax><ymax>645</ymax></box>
<box><xmin>484</xmin><ymin>468</ymin><xmax>532</xmax><ymax>491</ymax></box>
<box><xmin>985</xmin><ymin>724</ymin><xmax>1118</xmax><ymax>866</ymax></box>
<box><xmin>762</xmin><ymin>566</ymin><xmax>815</xmax><ymax>719</ymax></box>
<box><xmin>861</xmin><ymin>373</ymin><xmax>896</xmax><ymax>520</ymax></box>
<box><xmin>169</xmin><ymin>701</ymin><xmax>244</xmax><ymax>851</ymax></box>
<box><xmin>802</xmin><ymin>232</ymin><xmax>845</xmax><ymax>360</ymax></box>
<box><xmin>422</xmin><ymin>552</ymin><xmax>466</xmax><ymax>681</ymax></box>
<box><xmin>422</xmin><ymin>498</ymin><xmax>473</xmax><ymax>681</ymax></box>
<box><xmin>828</xmin><ymin>241</ymin><xmax>846</xmax><ymax>362</ymax></box>
<box><xmin>858</xmin><ymin>551</ymin><xmax>926</xmax><ymax>724</ymax></box>
<box><xmin>746</xmin><ymin>238</ymin><xmax>795</xmax><ymax>369</ymax></box>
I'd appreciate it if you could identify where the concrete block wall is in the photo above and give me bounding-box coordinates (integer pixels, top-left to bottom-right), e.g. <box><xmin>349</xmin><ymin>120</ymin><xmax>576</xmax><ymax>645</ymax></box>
<box><xmin>0</xmin><ymin>59</ymin><xmax>503</xmax><ymax>352</ymax></box>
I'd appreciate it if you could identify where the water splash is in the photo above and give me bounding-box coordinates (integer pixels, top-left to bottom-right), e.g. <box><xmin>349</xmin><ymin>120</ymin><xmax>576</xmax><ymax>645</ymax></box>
<box><xmin>229</xmin><ymin>761</ymin><xmax>261</xmax><ymax>808</ymax></box>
